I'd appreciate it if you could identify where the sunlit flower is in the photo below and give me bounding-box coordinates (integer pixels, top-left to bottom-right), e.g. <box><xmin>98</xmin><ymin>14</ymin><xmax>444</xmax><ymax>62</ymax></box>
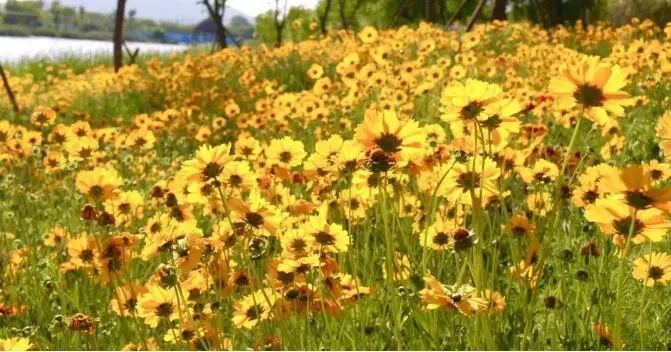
<box><xmin>549</xmin><ymin>56</ymin><xmax>632</xmax><ymax>124</ymax></box>
<box><xmin>632</xmin><ymin>252</ymin><xmax>671</xmax><ymax>287</ymax></box>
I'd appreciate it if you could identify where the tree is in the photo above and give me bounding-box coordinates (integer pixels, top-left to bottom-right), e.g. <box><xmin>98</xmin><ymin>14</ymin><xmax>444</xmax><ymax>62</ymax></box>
<box><xmin>273</xmin><ymin>0</ymin><xmax>288</xmax><ymax>47</ymax></box>
<box><xmin>337</xmin><ymin>0</ymin><xmax>349</xmax><ymax>29</ymax></box>
<box><xmin>3</xmin><ymin>0</ymin><xmax>43</xmax><ymax>27</ymax></box>
<box><xmin>318</xmin><ymin>0</ymin><xmax>333</xmax><ymax>35</ymax></box>
<box><xmin>491</xmin><ymin>0</ymin><xmax>508</xmax><ymax>20</ymax></box>
<box><xmin>198</xmin><ymin>0</ymin><xmax>229</xmax><ymax>49</ymax></box>
<box><xmin>127</xmin><ymin>9</ymin><xmax>136</xmax><ymax>33</ymax></box>
<box><xmin>113</xmin><ymin>0</ymin><xmax>127</xmax><ymax>72</ymax></box>
<box><xmin>332</xmin><ymin>0</ymin><xmax>363</xmax><ymax>30</ymax></box>
<box><xmin>228</xmin><ymin>15</ymin><xmax>254</xmax><ymax>40</ymax></box>
<box><xmin>50</xmin><ymin>1</ymin><xmax>62</xmax><ymax>30</ymax></box>
<box><xmin>425</xmin><ymin>0</ymin><xmax>438</xmax><ymax>22</ymax></box>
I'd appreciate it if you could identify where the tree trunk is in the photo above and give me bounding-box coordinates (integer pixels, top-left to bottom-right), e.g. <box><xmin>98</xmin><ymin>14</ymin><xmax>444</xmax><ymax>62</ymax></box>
<box><xmin>465</xmin><ymin>0</ymin><xmax>487</xmax><ymax>31</ymax></box>
<box><xmin>0</xmin><ymin>63</ymin><xmax>19</xmax><ymax>113</ymax></box>
<box><xmin>530</xmin><ymin>0</ymin><xmax>550</xmax><ymax>30</ymax></box>
<box><xmin>275</xmin><ymin>22</ymin><xmax>283</xmax><ymax>46</ymax></box>
<box><xmin>426</xmin><ymin>0</ymin><xmax>438</xmax><ymax>22</ymax></box>
<box><xmin>438</xmin><ymin>0</ymin><xmax>448</xmax><ymax>23</ymax></box>
<box><xmin>338</xmin><ymin>0</ymin><xmax>349</xmax><ymax>30</ymax></box>
<box><xmin>392</xmin><ymin>0</ymin><xmax>410</xmax><ymax>26</ymax></box>
<box><xmin>215</xmin><ymin>20</ymin><xmax>228</xmax><ymax>48</ymax></box>
<box><xmin>447</xmin><ymin>0</ymin><xmax>469</xmax><ymax>26</ymax></box>
<box><xmin>201</xmin><ymin>0</ymin><xmax>228</xmax><ymax>49</ymax></box>
<box><xmin>113</xmin><ymin>0</ymin><xmax>127</xmax><ymax>72</ymax></box>
<box><xmin>491</xmin><ymin>0</ymin><xmax>507</xmax><ymax>20</ymax></box>
<box><xmin>319</xmin><ymin>0</ymin><xmax>333</xmax><ymax>35</ymax></box>
<box><xmin>274</xmin><ymin>0</ymin><xmax>286</xmax><ymax>47</ymax></box>
<box><xmin>544</xmin><ymin>0</ymin><xmax>563</xmax><ymax>26</ymax></box>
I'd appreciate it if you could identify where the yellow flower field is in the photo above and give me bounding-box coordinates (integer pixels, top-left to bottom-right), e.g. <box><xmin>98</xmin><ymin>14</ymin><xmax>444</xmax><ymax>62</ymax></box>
<box><xmin>1</xmin><ymin>19</ymin><xmax>671</xmax><ymax>350</ymax></box>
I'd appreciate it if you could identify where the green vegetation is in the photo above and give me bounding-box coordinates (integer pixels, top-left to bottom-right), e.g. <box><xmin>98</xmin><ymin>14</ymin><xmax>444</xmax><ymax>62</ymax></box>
<box><xmin>0</xmin><ymin>0</ymin><xmax>192</xmax><ymax>42</ymax></box>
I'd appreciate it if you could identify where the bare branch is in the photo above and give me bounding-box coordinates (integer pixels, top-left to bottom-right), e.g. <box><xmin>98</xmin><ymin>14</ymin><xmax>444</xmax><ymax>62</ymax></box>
<box><xmin>465</xmin><ymin>0</ymin><xmax>487</xmax><ymax>31</ymax></box>
<box><xmin>447</xmin><ymin>0</ymin><xmax>469</xmax><ymax>27</ymax></box>
<box><xmin>0</xmin><ymin>63</ymin><xmax>19</xmax><ymax>113</ymax></box>
<box><xmin>123</xmin><ymin>42</ymin><xmax>140</xmax><ymax>65</ymax></box>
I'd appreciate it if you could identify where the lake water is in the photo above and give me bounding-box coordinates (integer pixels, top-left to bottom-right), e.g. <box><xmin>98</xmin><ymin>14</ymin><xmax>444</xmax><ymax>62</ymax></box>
<box><xmin>0</xmin><ymin>36</ymin><xmax>187</xmax><ymax>63</ymax></box>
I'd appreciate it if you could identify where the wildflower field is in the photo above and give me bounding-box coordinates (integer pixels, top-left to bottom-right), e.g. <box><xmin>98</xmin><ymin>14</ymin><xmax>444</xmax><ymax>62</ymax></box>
<box><xmin>1</xmin><ymin>19</ymin><xmax>671</xmax><ymax>350</ymax></box>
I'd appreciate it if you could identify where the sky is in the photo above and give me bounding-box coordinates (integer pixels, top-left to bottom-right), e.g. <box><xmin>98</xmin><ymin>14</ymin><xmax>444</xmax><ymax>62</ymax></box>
<box><xmin>228</xmin><ymin>0</ymin><xmax>320</xmax><ymax>17</ymax></box>
<box><xmin>0</xmin><ymin>0</ymin><xmax>321</xmax><ymax>23</ymax></box>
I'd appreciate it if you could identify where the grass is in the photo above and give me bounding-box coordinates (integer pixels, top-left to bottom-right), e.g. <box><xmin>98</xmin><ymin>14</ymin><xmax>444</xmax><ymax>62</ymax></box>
<box><xmin>0</xmin><ymin>20</ymin><xmax>671</xmax><ymax>350</ymax></box>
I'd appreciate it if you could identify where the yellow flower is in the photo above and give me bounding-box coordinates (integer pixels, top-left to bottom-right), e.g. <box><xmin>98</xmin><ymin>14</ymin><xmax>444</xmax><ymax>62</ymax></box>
<box><xmin>104</xmin><ymin>190</ymin><xmax>144</xmax><ymax>225</ymax></box>
<box><xmin>30</xmin><ymin>106</ymin><xmax>56</xmax><ymax>127</ymax></box>
<box><xmin>280</xmin><ymin>228</ymin><xmax>316</xmax><ymax>258</ymax></box>
<box><xmin>549</xmin><ymin>56</ymin><xmax>632</xmax><ymax>125</ymax></box>
<box><xmin>508</xmin><ymin>215</ymin><xmax>535</xmax><ymax>237</ymax></box>
<box><xmin>225</xmin><ymin>101</ymin><xmax>240</xmax><ymax>117</ymax></box>
<box><xmin>632</xmin><ymin>252</ymin><xmax>671</xmax><ymax>287</ymax></box>
<box><xmin>440</xmin><ymin>79</ymin><xmax>503</xmax><ymax>126</ymax></box>
<box><xmin>420</xmin><ymin>218</ymin><xmax>455</xmax><ymax>251</ymax></box>
<box><xmin>75</xmin><ymin>166</ymin><xmax>123</xmax><ymax>201</ymax></box>
<box><xmin>598</xmin><ymin>164</ymin><xmax>671</xmax><ymax>212</ymax></box>
<box><xmin>228</xmin><ymin>191</ymin><xmax>282</xmax><ymax>236</ymax></box>
<box><xmin>517</xmin><ymin>159</ymin><xmax>560</xmax><ymax>185</ymax></box>
<box><xmin>137</xmin><ymin>285</ymin><xmax>180</xmax><ymax>327</ymax></box>
<box><xmin>65</xmin><ymin>233</ymin><xmax>98</xmax><ymax>269</ymax></box>
<box><xmin>358</xmin><ymin>26</ymin><xmax>378</xmax><ymax>43</ymax></box>
<box><xmin>124</xmin><ymin>128</ymin><xmax>156</xmax><ymax>150</ymax></box>
<box><xmin>355</xmin><ymin>109</ymin><xmax>425</xmax><ymax>172</ymax></box>
<box><xmin>232</xmin><ymin>289</ymin><xmax>276</xmax><ymax>329</ymax></box>
<box><xmin>0</xmin><ymin>337</ymin><xmax>32</xmax><ymax>351</ymax></box>
<box><xmin>177</xmin><ymin>144</ymin><xmax>232</xmax><ymax>185</ymax></box>
<box><xmin>419</xmin><ymin>275</ymin><xmax>487</xmax><ymax>316</ymax></box>
<box><xmin>584</xmin><ymin>198</ymin><xmax>671</xmax><ymax>244</ymax></box>
<box><xmin>307</xmin><ymin>64</ymin><xmax>324</xmax><ymax>80</ymax></box>
<box><xmin>301</xmin><ymin>211</ymin><xmax>350</xmax><ymax>254</ymax></box>
<box><xmin>110</xmin><ymin>284</ymin><xmax>148</xmax><ymax>317</ymax></box>
<box><xmin>265</xmin><ymin>137</ymin><xmax>307</xmax><ymax>169</ymax></box>
<box><xmin>442</xmin><ymin>155</ymin><xmax>500</xmax><ymax>205</ymax></box>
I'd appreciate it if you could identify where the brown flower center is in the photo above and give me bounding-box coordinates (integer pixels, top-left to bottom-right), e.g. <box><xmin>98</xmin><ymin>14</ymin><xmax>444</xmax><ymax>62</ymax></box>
<box><xmin>573</xmin><ymin>84</ymin><xmax>604</xmax><ymax>107</ymax></box>
<box><xmin>203</xmin><ymin>162</ymin><xmax>222</xmax><ymax>180</ymax></box>
<box><xmin>155</xmin><ymin>302</ymin><xmax>174</xmax><ymax>317</ymax></box>
<box><xmin>432</xmin><ymin>232</ymin><xmax>450</xmax><ymax>246</ymax></box>
<box><xmin>461</xmin><ymin>101</ymin><xmax>483</xmax><ymax>120</ymax></box>
<box><xmin>648</xmin><ymin>266</ymin><xmax>664</xmax><ymax>280</ymax></box>
<box><xmin>245</xmin><ymin>212</ymin><xmax>264</xmax><ymax>228</ymax></box>
<box><xmin>375</xmin><ymin>133</ymin><xmax>402</xmax><ymax>153</ymax></box>
<box><xmin>315</xmin><ymin>231</ymin><xmax>336</xmax><ymax>246</ymax></box>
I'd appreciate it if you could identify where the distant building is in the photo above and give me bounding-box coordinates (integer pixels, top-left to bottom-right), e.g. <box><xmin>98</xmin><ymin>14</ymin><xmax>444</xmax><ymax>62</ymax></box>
<box><xmin>192</xmin><ymin>18</ymin><xmax>233</xmax><ymax>44</ymax></box>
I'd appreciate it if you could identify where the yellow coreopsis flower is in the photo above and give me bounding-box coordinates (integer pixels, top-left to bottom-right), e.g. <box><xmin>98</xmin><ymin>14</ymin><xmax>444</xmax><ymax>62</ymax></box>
<box><xmin>358</xmin><ymin>26</ymin><xmax>378</xmax><ymax>43</ymax></box>
<box><xmin>584</xmin><ymin>198</ymin><xmax>671</xmax><ymax>244</ymax></box>
<box><xmin>137</xmin><ymin>285</ymin><xmax>180</xmax><ymax>328</ymax></box>
<box><xmin>75</xmin><ymin>166</ymin><xmax>123</xmax><ymax>201</ymax></box>
<box><xmin>177</xmin><ymin>144</ymin><xmax>233</xmax><ymax>185</ymax></box>
<box><xmin>632</xmin><ymin>252</ymin><xmax>671</xmax><ymax>287</ymax></box>
<box><xmin>355</xmin><ymin>109</ymin><xmax>425</xmax><ymax>172</ymax></box>
<box><xmin>440</xmin><ymin>79</ymin><xmax>504</xmax><ymax>126</ymax></box>
<box><xmin>265</xmin><ymin>137</ymin><xmax>307</xmax><ymax>169</ymax></box>
<box><xmin>549</xmin><ymin>56</ymin><xmax>632</xmax><ymax>125</ymax></box>
<box><xmin>232</xmin><ymin>289</ymin><xmax>276</xmax><ymax>329</ymax></box>
<box><xmin>30</xmin><ymin>106</ymin><xmax>56</xmax><ymax>127</ymax></box>
<box><xmin>0</xmin><ymin>337</ymin><xmax>32</xmax><ymax>351</ymax></box>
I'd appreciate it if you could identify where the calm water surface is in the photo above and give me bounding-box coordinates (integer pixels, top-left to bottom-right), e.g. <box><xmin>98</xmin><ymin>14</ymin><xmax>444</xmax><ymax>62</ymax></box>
<box><xmin>0</xmin><ymin>36</ymin><xmax>186</xmax><ymax>63</ymax></box>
